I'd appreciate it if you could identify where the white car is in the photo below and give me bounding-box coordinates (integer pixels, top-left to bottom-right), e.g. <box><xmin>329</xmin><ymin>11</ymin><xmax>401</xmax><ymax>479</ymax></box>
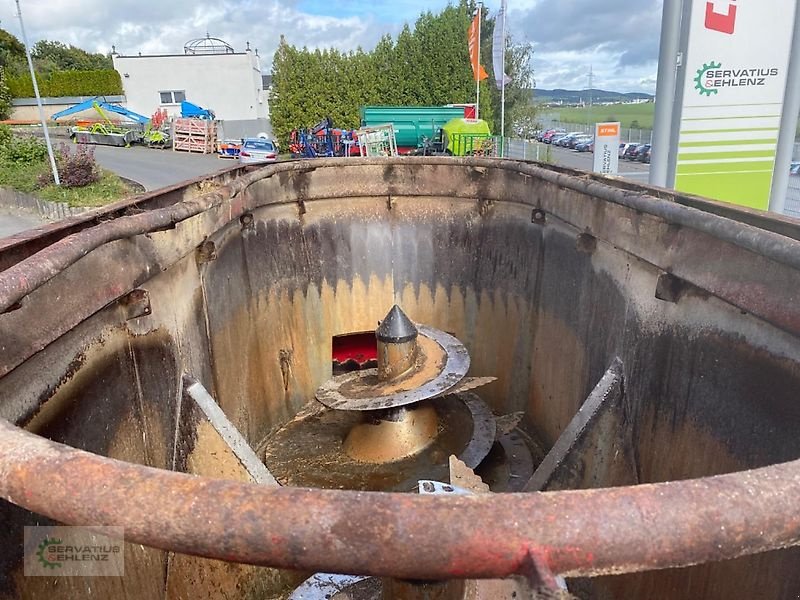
<box><xmin>238</xmin><ymin>138</ymin><xmax>278</xmax><ymax>164</ymax></box>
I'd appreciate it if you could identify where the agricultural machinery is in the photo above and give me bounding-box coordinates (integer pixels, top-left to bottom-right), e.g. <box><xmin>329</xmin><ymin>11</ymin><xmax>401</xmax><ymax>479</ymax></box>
<box><xmin>51</xmin><ymin>97</ymin><xmax>172</xmax><ymax>148</ymax></box>
<box><xmin>289</xmin><ymin>118</ymin><xmax>359</xmax><ymax>158</ymax></box>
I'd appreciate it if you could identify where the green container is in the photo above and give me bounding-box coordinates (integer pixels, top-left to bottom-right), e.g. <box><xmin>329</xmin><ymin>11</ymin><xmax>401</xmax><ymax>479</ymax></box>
<box><xmin>441</xmin><ymin>118</ymin><xmax>492</xmax><ymax>156</ymax></box>
<box><xmin>360</xmin><ymin>106</ymin><xmax>465</xmax><ymax>151</ymax></box>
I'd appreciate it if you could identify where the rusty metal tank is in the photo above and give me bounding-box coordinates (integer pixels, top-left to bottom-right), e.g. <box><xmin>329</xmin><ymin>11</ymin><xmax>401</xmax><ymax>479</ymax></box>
<box><xmin>1</xmin><ymin>157</ymin><xmax>800</xmax><ymax>599</ymax></box>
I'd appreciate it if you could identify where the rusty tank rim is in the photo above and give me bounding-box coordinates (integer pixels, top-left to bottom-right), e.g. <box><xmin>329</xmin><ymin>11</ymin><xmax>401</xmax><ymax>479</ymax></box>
<box><xmin>3</xmin><ymin>157</ymin><xmax>800</xmax><ymax>317</ymax></box>
<box><xmin>2</xmin><ymin>158</ymin><xmax>800</xmax><ymax>580</ymax></box>
<box><xmin>0</xmin><ymin>418</ymin><xmax>799</xmax><ymax>579</ymax></box>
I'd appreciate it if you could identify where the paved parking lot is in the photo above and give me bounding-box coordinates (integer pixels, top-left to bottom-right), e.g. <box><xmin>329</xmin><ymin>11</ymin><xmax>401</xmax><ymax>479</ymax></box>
<box><xmin>546</xmin><ymin>144</ymin><xmax>651</xmax><ymax>181</ymax></box>
<box><xmin>2</xmin><ymin>141</ymin><xmax>797</xmax><ymax>241</ymax></box>
<box><xmin>0</xmin><ymin>210</ymin><xmax>43</xmax><ymax>238</ymax></box>
<box><xmin>0</xmin><ymin>144</ymin><xmax>234</xmax><ymax>240</ymax></box>
<box><xmin>92</xmin><ymin>144</ymin><xmax>232</xmax><ymax>191</ymax></box>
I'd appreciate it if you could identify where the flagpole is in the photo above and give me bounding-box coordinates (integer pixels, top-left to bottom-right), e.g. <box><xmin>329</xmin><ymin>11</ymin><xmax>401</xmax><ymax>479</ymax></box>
<box><xmin>500</xmin><ymin>0</ymin><xmax>507</xmax><ymax>155</ymax></box>
<box><xmin>476</xmin><ymin>2</ymin><xmax>482</xmax><ymax>120</ymax></box>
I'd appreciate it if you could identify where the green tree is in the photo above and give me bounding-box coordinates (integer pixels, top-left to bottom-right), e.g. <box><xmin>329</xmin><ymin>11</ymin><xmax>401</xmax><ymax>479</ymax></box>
<box><xmin>270</xmin><ymin>0</ymin><xmax>537</xmax><ymax>145</ymax></box>
<box><xmin>371</xmin><ymin>35</ymin><xmax>398</xmax><ymax>104</ymax></box>
<box><xmin>0</xmin><ymin>67</ymin><xmax>12</xmax><ymax>120</ymax></box>
<box><xmin>0</xmin><ymin>28</ymin><xmax>26</xmax><ymax>75</ymax></box>
<box><xmin>480</xmin><ymin>8</ymin><xmax>535</xmax><ymax>137</ymax></box>
<box><xmin>270</xmin><ymin>37</ymin><xmax>303</xmax><ymax>148</ymax></box>
<box><xmin>510</xmin><ymin>102</ymin><xmax>539</xmax><ymax>139</ymax></box>
<box><xmin>32</xmin><ymin>40</ymin><xmax>112</xmax><ymax>74</ymax></box>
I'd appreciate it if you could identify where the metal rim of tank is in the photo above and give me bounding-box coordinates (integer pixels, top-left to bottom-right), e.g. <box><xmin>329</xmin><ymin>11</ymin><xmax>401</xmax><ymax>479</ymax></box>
<box><xmin>1</xmin><ymin>417</ymin><xmax>800</xmax><ymax>580</ymax></box>
<box><xmin>1</xmin><ymin>157</ymin><xmax>800</xmax><ymax>581</ymax></box>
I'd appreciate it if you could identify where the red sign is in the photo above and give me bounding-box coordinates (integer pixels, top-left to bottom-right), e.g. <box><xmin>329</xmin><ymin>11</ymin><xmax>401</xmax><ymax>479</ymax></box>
<box><xmin>705</xmin><ymin>1</ymin><xmax>737</xmax><ymax>34</ymax></box>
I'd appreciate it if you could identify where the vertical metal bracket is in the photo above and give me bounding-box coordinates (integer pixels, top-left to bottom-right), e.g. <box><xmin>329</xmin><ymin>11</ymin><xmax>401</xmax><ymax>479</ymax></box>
<box><xmin>181</xmin><ymin>375</ymin><xmax>278</xmax><ymax>486</ymax></box>
<box><xmin>526</xmin><ymin>358</ymin><xmax>635</xmax><ymax>492</ymax></box>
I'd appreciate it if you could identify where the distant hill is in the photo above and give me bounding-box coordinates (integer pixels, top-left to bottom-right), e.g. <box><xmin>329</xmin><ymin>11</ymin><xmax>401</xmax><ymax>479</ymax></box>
<box><xmin>533</xmin><ymin>88</ymin><xmax>654</xmax><ymax>104</ymax></box>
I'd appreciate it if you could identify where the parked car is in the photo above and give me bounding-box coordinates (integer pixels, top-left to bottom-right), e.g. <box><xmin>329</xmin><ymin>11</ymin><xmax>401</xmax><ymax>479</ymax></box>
<box><xmin>624</xmin><ymin>143</ymin><xmax>646</xmax><ymax>161</ymax></box>
<box><xmin>619</xmin><ymin>142</ymin><xmax>637</xmax><ymax>158</ymax></box>
<box><xmin>542</xmin><ymin>129</ymin><xmax>566</xmax><ymax>143</ymax></box>
<box><xmin>569</xmin><ymin>134</ymin><xmax>593</xmax><ymax>150</ymax></box>
<box><xmin>790</xmin><ymin>162</ymin><xmax>800</xmax><ymax>175</ymax></box>
<box><xmin>638</xmin><ymin>145</ymin><xmax>652</xmax><ymax>164</ymax></box>
<box><xmin>575</xmin><ymin>140</ymin><xmax>594</xmax><ymax>152</ymax></box>
<box><xmin>556</xmin><ymin>132</ymin><xmax>585</xmax><ymax>147</ymax></box>
<box><xmin>238</xmin><ymin>138</ymin><xmax>278</xmax><ymax>164</ymax></box>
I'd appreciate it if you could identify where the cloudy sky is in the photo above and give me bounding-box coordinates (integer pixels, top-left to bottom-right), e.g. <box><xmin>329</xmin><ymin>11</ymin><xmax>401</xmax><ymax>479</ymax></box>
<box><xmin>0</xmin><ymin>0</ymin><xmax>662</xmax><ymax>93</ymax></box>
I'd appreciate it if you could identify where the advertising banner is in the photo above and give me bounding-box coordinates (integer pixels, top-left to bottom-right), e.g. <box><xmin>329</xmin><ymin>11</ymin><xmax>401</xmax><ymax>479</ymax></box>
<box><xmin>492</xmin><ymin>0</ymin><xmax>511</xmax><ymax>90</ymax></box>
<box><xmin>674</xmin><ymin>0</ymin><xmax>797</xmax><ymax>209</ymax></box>
<box><xmin>468</xmin><ymin>13</ymin><xmax>488</xmax><ymax>82</ymax></box>
<box><xmin>593</xmin><ymin>122</ymin><xmax>621</xmax><ymax>175</ymax></box>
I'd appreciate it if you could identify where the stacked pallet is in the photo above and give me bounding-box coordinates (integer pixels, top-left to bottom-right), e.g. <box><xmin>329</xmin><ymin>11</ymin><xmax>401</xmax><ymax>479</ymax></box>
<box><xmin>172</xmin><ymin>118</ymin><xmax>217</xmax><ymax>154</ymax></box>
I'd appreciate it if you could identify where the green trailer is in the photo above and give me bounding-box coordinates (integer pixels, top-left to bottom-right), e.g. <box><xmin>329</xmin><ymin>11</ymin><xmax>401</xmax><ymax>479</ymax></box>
<box><xmin>360</xmin><ymin>106</ymin><xmax>465</xmax><ymax>154</ymax></box>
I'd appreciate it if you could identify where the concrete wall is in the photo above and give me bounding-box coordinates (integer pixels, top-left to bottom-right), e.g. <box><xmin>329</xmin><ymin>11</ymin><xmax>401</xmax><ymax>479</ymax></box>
<box><xmin>112</xmin><ymin>52</ymin><xmax>267</xmax><ymax>121</ymax></box>
<box><xmin>217</xmin><ymin>118</ymin><xmax>273</xmax><ymax>142</ymax></box>
<box><xmin>9</xmin><ymin>96</ymin><xmax>127</xmax><ymax>123</ymax></box>
<box><xmin>0</xmin><ymin>187</ymin><xmax>90</xmax><ymax>220</ymax></box>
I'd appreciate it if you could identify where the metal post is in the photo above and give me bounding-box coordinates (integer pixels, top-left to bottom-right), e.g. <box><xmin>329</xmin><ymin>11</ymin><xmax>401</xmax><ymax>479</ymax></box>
<box><xmin>769</xmin><ymin>6</ymin><xmax>800</xmax><ymax>214</ymax></box>
<box><xmin>14</xmin><ymin>0</ymin><xmax>59</xmax><ymax>186</ymax></box>
<box><xmin>666</xmin><ymin>0</ymin><xmax>693</xmax><ymax>188</ymax></box>
<box><xmin>500</xmin><ymin>0</ymin><xmax>506</xmax><ymax>156</ymax></box>
<box><xmin>587</xmin><ymin>66</ymin><xmax>593</xmax><ymax>130</ymax></box>
<box><xmin>476</xmin><ymin>2</ymin><xmax>482</xmax><ymax>121</ymax></box>
<box><xmin>650</xmin><ymin>0</ymin><xmax>683</xmax><ymax>188</ymax></box>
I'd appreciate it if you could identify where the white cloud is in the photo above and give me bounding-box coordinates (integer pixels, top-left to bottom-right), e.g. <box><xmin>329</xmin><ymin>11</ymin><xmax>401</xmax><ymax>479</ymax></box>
<box><xmin>0</xmin><ymin>0</ymin><xmax>378</xmax><ymax>64</ymax></box>
<box><xmin>0</xmin><ymin>0</ymin><xmax>659</xmax><ymax>92</ymax></box>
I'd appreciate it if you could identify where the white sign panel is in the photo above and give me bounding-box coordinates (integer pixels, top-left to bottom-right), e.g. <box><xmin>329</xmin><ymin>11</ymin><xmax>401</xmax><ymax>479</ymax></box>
<box><xmin>593</xmin><ymin>122</ymin><xmax>620</xmax><ymax>175</ymax></box>
<box><xmin>673</xmin><ymin>0</ymin><xmax>797</xmax><ymax>210</ymax></box>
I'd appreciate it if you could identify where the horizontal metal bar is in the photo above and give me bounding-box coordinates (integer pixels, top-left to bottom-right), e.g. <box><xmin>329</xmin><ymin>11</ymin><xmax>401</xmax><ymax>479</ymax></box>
<box><xmin>1</xmin><ymin>418</ymin><xmax>799</xmax><ymax>580</ymax></box>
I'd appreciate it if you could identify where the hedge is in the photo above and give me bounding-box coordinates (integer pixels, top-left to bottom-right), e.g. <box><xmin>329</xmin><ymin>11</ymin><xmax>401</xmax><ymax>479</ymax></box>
<box><xmin>8</xmin><ymin>70</ymin><xmax>123</xmax><ymax>98</ymax></box>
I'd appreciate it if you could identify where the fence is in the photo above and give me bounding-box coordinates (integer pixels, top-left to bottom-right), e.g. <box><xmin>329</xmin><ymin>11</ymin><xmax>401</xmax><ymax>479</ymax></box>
<box><xmin>539</xmin><ymin>117</ymin><xmax>653</xmax><ymax>145</ymax></box>
<box><xmin>785</xmin><ymin>175</ymin><xmax>800</xmax><ymax>218</ymax></box>
<box><xmin>503</xmin><ymin>138</ymin><xmax>551</xmax><ymax>162</ymax></box>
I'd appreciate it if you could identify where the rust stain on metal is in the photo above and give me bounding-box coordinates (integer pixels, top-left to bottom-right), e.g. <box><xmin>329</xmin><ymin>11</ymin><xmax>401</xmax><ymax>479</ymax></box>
<box><xmin>1</xmin><ymin>419</ymin><xmax>800</xmax><ymax>580</ymax></box>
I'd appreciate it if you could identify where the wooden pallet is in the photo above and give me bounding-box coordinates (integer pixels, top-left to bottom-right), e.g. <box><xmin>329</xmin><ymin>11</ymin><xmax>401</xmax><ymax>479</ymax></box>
<box><xmin>172</xmin><ymin>118</ymin><xmax>217</xmax><ymax>154</ymax></box>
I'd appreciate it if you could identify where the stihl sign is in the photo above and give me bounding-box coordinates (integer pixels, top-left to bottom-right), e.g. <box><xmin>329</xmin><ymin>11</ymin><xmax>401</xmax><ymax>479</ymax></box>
<box><xmin>705</xmin><ymin>1</ymin><xmax>737</xmax><ymax>34</ymax></box>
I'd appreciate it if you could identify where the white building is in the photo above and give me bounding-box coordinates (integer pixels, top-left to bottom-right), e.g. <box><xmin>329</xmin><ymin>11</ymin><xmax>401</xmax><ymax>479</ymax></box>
<box><xmin>112</xmin><ymin>36</ymin><xmax>270</xmax><ymax>137</ymax></box>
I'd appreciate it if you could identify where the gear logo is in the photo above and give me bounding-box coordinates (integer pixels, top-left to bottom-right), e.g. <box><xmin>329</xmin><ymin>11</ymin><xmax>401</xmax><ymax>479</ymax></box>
<box><xmin>36</xmin><ymin>537</ymin><xmax>62</xmax><ymax>569</ymax></box>
<box><xmin>695</xmin><ymin>61</ymin><xmax>722</xmax><ymax>96</ymax></box>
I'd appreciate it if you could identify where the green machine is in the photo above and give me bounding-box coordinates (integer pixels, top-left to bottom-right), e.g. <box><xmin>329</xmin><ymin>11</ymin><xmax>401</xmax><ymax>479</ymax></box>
<box><xmin>440</xmin><ymin>118</ymin><xmax>493</xmax><ymax>156</ymax></box>
<box><xmin>360</xmin><ymin>106</ymin><xmax>465</xmax><ymax>154</ymax></box>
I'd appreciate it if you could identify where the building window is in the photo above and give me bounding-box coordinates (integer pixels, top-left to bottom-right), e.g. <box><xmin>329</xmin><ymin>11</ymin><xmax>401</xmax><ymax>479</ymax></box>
<box><xmin>159</xmin><ymin>90</ymin><xmax>186</xmax><ymax>105</ymax></box>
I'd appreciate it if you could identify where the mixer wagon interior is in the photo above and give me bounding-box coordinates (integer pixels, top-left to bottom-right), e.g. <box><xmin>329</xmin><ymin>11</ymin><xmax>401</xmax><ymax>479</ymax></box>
<box><xmin>1</xmin><ymin>158</ymin><xmax>800</xmax><ymax>599</ymax></box>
